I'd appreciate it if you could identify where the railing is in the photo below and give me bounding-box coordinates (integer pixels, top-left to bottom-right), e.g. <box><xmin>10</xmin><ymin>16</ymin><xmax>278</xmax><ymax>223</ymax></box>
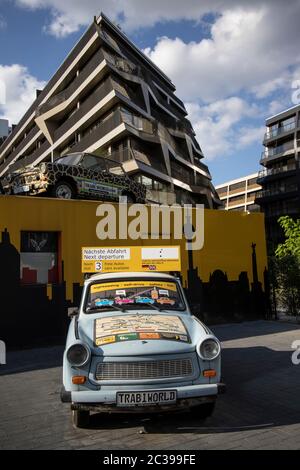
<box><xmin>261</xmin><ymin>142</ymin><xmax>294</xmax><ymax>160</ymax></box>
<box><xmin>256</xmin><ymin>185</ymin><xmax>298</xmax><ymax>199</ymax></box>
<box><xmin>265</xmin><ymin>206</ymin><xmax>300</xmax><ymax>217</ymax></box>
<box><xmin>258</xmin><ymin>164</ymin><xmax>297</xmax><ymax>180</ymax></box>
<box><xmin>121</xmin><ymin>109</ymin><xmax>154</xmax><ymax>134</ymax></box>
<box><xmin>170</xmin><ymin>160</ymin><xmax>195</xmax><ymax>186</ymax></box>
<box><xmin>54</xmin><ymin>77</ymin><xmax>114</xmax><ymax>142</ymax></box>
<box><xmin>132</xmin><ymin>147</ymin><xmax>167</xmax><ymax>174</ymax></box>
<box><xmin>7</xmin><ymin>140</ymin><xmax>50</xmax><ymax>172</ymax></box>
<box><xmin>0</xmin><ymin>126</ymin><xmax>40</xmax><ymax>174</ymax></box>
<box><xmin>264</xmin><ymin>121</ymin><xmax>297</xmax><ymax>140</ymax></box>
<box><xmin>228</xmin><ymin>197</ymin><xmax>246</xmax><ymax>207</ymax></box>
<box><xmin>36</xmin><ymin>49</ymin><xmax>105</xmax><ymax>116</ymax></box>
<box><xmin>65</xmin><ymin>108</ymin><xmax>123</xmax><ymax>154</ymax></box>
<box><xmin>103</xmin><ymin>50</ymin><xmax>137</xmax><ymax>75</ymax></box>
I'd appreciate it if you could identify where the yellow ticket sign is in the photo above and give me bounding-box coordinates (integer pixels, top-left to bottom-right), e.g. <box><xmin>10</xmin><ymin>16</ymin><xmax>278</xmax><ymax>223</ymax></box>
<box><xmin>81</xmin><ymin>246</ymin><xmax>181</xmax><ymax>273</ymax></box>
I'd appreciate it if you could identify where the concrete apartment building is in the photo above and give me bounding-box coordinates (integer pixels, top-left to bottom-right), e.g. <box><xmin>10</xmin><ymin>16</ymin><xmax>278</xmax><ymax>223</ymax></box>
<box><xmin>256</xmin><ymin>104</ymin><xmax>300</xmax><ymax>245</ymax></box>
<box><xmin>0</xmin><ymin>13</ymin><xmax>220</xmax><ymax>207</ymax></box>
<box><xmin>216</xmin><ymin>173</ymin><xmax>261</xmax><ymax>212</ymax></box>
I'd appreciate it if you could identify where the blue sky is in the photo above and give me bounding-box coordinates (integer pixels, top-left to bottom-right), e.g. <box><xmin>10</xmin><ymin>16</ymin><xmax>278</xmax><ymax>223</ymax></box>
<box><xmin>1</xmin><ymin>0</ymin><xmax>300</xmax><ymax>185</ymax></box>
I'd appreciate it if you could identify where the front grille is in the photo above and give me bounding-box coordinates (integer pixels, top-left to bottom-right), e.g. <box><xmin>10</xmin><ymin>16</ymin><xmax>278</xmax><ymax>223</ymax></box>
<box><xmin>95</xmin><ymin>358</ymin><xmax>193</xmax><ymax>381</ymax></box>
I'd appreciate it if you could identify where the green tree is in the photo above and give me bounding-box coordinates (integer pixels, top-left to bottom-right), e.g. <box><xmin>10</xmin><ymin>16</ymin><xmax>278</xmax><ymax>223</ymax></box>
<box><xmin>274</xmin><ymin>216</ymin><xmax>300</xmax><ymax>317</ymax></box>
<box><xmin>275</xmin><ymin>216</ymin><xmax>300</xmax><ymax>259</ymax></box>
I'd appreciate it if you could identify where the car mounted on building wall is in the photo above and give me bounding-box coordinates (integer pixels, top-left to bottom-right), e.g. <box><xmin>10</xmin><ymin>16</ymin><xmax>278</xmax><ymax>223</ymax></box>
<box><xmin>61</xmin><ymin>271</ymin><xmax>225</xmax><ymax>428</ymax></box>
<box><xmin>0</xmin><ymin>152</ymin><xmax>146</xmax><ymax>203</ymax></box>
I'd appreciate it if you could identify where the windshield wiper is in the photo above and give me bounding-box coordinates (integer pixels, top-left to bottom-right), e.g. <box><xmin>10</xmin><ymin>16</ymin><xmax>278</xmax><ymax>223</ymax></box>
<box><xmin>137</xmin><ymin>303</ymin><xmax>166</xmax><ymax>313</ymax></box>
<box><xmin>86</xmin><ymin>304</ymin><xmax>128</xmax><ymax>313</ymax></box>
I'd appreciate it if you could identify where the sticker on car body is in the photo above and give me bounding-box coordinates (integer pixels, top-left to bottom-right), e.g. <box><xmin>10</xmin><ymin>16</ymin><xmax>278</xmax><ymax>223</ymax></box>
<box><xmin>94</xmin><ymin>314</ymin><xmax>190</xmax><ymax>346</ymax></box>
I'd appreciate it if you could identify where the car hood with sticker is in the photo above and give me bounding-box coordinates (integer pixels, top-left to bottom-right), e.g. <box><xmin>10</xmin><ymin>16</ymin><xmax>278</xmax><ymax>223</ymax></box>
<box><xmin>77</xmin><ymin>310</ymin><xmax>209</xmax><ymax>356</ymax></box>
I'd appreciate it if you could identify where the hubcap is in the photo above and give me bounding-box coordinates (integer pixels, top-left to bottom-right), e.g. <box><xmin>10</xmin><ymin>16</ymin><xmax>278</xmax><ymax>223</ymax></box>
<box><xmin>56</xmin><ymin>184</ymin><xmax>72</xmax><ymax>199</ymax></box>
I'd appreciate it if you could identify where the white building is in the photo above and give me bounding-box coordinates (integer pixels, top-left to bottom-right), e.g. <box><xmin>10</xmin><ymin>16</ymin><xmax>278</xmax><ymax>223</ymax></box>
<box><xmin>216</xmin><ymin>173</ymin><xmax>262</xmax><ymax>212</ymax></box>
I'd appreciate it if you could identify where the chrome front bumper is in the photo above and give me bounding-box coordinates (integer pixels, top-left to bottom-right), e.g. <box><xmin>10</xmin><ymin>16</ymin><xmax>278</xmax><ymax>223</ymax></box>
<box><xmin>61</xmin><ymin>382</ymin><xmax>226</xmax><ymax>412</ymax></box>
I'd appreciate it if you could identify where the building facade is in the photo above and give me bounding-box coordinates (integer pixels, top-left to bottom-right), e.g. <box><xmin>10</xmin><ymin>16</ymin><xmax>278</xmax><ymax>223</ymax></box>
<box><xmin>216</xmin><ymin>173</ymin><xmax>261</xmax><ymax>212</ymax></box>
<box><xmin>0</xmin><ymin>14</ymin><xmax>220</xmax><ymax>207</ymax></box>
<box><xmin>256</xmin><ymin>104</ymin><xmax>300</xmax><ymax>246</ymax></box>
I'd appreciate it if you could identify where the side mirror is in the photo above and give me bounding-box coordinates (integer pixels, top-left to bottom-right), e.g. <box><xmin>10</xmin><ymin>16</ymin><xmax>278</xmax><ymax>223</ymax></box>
<box><xmin>68</xmin><ymin>307</ymin><xmax>79</xmax><ymax>318</ymax></box>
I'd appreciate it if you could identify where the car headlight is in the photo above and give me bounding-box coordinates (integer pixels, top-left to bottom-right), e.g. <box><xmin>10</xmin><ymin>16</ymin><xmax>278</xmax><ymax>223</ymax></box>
<box><xmin>40</xmin><ymin>163</ymin><xmax>46</xmax><ymax>173</ymax></box>
<box><xmin>66</xmin><ymin>343</ymin><xmax>90</xmax><ymax>367</ymax></box>
<box><xmin>197</xmin><ymin>337</ymin><xmax>220</xmax><ymax>360</ymax></box>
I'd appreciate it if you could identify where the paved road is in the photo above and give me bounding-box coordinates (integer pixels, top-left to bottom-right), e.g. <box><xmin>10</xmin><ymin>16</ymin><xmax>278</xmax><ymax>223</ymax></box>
<box><xmin>1</xmin><ymin>321</ymin><xmax>300</xmax><ymax>450</ymax></box>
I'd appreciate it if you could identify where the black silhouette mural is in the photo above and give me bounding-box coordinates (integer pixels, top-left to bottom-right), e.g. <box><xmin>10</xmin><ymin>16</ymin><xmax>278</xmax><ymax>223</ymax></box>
<box><xmin>0</xmin><ymin>227</ymin><xmax>268</xmax><ymax>349</ymax></box>
<box><xmin>183</xmin><ymin>239</ymin><xmax>268</xmax><ymax>322</ymax></box>
<box><xmin>0</xmin><ymin>228</ymin><xmax>83</xmax><ymax>349</ymax></box>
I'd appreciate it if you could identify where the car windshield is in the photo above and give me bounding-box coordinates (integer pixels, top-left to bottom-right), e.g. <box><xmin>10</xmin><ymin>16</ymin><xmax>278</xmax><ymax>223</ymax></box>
<box><xmin>85</xmin><ymin>279</ymin><xmax>186</xmax><ymax>313</ymax></box>
<box><xmin>55</xmin><ymin>154</ymin><xmax>82</xmax><ymax>166</ymax></box>
<box><xmin>81</xmin><ymin>155</ymin><xmax>107</xmax><ymax>171</ymax></box>
<box><xmin>79</xmin><ymin>154</ymin><xmax>125</xmax><ymax>175</ymax></box>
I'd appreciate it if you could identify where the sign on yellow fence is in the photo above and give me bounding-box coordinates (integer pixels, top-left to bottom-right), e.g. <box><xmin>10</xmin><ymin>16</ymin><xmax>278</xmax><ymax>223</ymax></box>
<box><xmin>81</xmin><ymin>246</ymin><xmax>181</xmax><ymax>273</ymax></box>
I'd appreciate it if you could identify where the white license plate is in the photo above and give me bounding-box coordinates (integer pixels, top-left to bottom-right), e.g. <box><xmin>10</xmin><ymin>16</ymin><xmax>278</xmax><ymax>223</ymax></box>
<box><xmin>116</xmin><ymin>390</ymin><xmax>177</xmax><ymax>407</ymax></box>
<box><xmin>13</xmin><ymin>185</ymin><xmax>29</xmax><ymax>194</ymax></box>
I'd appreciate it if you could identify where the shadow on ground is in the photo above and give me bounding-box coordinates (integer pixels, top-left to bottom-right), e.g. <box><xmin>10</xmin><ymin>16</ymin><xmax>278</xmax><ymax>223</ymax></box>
<box><xmin>211</xmin><ymin>320</ymin><xmax>300</xmax><ymax>342</ymax></box>
<box><xmin>0</xmin><ymin>345</ymin><xmax>64</xmax><ymax>376</ymax></box>
<box><xmin>82</xmin><ymin>344</ymin><xmax>300</xmax><ymax>435</ymax></box>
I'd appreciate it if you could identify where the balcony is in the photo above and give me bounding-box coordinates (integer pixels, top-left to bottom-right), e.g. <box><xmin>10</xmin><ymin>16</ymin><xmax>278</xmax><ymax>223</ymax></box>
<box><xmin>37</xmin><ymin>49</ymin><xmax>105</xmax><ymax>117</ymax></box>
<box><xmin>54</xmin><ymin>77</ymin><xmax>115</xmax><ymax>142</ymax></box>
<box><xmin>264</xmin><ymin>120</ymin><xmax>297</xmax><ymax>141</ymax></box>
<box><xmin>228</xmin><ymin>197</ymin><xmax>246</xmax><ymax>208</ymax></box>
<box><xmin>121</xmin><ymin>109</ymin><xmax>154</xmax><ymax>134</ymax></box>
<box><xmin>103</xmin><ymin>50</ymin><xmax>137</xmax><ymax>75</ymax></box>
<box><xmin>260</xmin><ymin>141</ymin><xmax>295</xmax><ymax>163</ymax></box>
<box><xmin>257</xmin><ymin>164</ymin><xmax>298</xmax><ymax>182</ymax></box>
<box><xmin>256</xmin><ymin>185</ymin><xmax>299</xmax><ymax>200</ymax></box>
<box><xmin>0</xmin><ymin>126</ymin><xmax>40</xmax><ymax>175</ymax></box>
<box><xmin>64</xmin><ymin>108</ymin><xmax>123</xmax><ymax>154</ymax></box>
<box><xmin>7</xmin><ymin>140</ymin><xmax>51</xmax><ymax>172</ymax></box>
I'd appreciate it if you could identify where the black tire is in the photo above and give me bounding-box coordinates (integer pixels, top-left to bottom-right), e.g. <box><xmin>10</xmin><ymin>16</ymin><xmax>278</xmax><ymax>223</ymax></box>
<box><xmin>72</xmin><ymin>409</ymin><xmax>90</xmax><ymax>428</ymax></box>
<box><xmin>52</xmin><ymin>180</ymin><xmax>76</xmax><ymax>199</ymax></box>
<box><xmin>122</xmin><ymin>192</ymin><xmax>136</xmax><ymax>203</ymax></box>
<box><xmin>192</xmin><ymin>402</ymin><xmax>215</xmax><ymax>419</ymax></box>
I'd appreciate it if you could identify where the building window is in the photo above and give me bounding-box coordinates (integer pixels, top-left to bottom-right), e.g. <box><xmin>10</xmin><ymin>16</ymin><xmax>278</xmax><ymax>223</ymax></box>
<box><xmin>229</xmin><ymin>181</ymin><xmax>245</xmax><ymax>192</ymax></box>
<box><xmin>247</xmin><ymin>177</ymin><xmax>258</xmax><ymax>186</ymax></box>
<box><xmin>217</xmin><ymin>186</ymin><xmax>227</xmax><ymax>196</ymax></box>
<box><xmin>20</xmin><ymin>231</ymin><xmax>60</xmax><ymax>284</ymax></box>
<box><xmin>228</xmin><ymin>195</ymin><xmax>246</xmax><ymax>207</ymax></box>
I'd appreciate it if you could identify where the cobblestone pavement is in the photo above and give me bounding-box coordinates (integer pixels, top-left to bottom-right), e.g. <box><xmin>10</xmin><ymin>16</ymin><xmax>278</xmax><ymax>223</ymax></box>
<box><xmin>1</xmin><ymin>321</ymin><xmax>300</xmax><ymax>450</ymax></box>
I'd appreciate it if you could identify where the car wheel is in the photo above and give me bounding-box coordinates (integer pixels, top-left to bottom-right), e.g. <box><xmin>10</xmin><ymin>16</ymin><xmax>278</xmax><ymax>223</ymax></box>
<box><xmin>192</xmin><ymin>402</ymin><xmax>215</xmax><ymax>419</ymax></box>
<box><xmin>122</xmin><ymin>192</ymin><xmax>136</xmax><ymax>203</ymax></box>
<box><xmin>72</xmin><ymin>409</ymin><xmax>90</xmax><ymax>428</ymax></box>
<box><xmin>52</xmin><ymin>180</ymin><xmax>76</xmax><ymax>199</ymax></box>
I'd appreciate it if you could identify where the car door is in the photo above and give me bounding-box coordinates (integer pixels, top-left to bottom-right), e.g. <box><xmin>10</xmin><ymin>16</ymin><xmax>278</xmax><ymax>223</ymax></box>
<box><xmin>79</xmin><ymin>155</ymin><xmax>122</xmax><ymax>200</ymax></box>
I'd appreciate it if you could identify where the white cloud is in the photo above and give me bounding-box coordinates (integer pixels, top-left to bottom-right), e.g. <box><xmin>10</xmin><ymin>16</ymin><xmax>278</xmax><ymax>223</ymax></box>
<box><xmin>0</xmin><ymin>65</ymin><xmax>46</xmax><ymax>124</ymax></box>
<box><xmin>9</xmin><ymin>0</ymin><xmax>300</xmax><ymax>163</ymax></box>
<box><xmin>145</xmin><ymin>5</ymin><xmax>300</xmax><ymax>102</ymax></box>
<box><xmin>0</xmin><ymin>15</ymin><xmax>7</xmax><ymax>30</ymax></box>
<box><xmin>186</xmin><ymin>98</ymin><xmax>264</xmax><ymax>160</ymax></box>
<box><xmin>237</xmin><ymin>126</ymin><xmax>265</xmax><ymax>148</ymax></box>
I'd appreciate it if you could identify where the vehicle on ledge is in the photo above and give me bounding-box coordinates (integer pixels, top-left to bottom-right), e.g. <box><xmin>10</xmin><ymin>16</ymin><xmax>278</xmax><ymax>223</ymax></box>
<box><xmin>0</xmin><ymin>152</ymin><xmax>146</xmax><ymax>203</ymax></box>
<box><xmin>61</xmin><ymin>271</ymin><xmax>225</xmax><ymax>428</ymax></box>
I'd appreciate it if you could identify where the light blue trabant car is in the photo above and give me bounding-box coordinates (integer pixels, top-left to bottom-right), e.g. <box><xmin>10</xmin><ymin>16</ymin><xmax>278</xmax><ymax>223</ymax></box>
<box><xmin>61</xmin><ymin>272</ymin><xmax>225</xmax><ymax>427</ymax></box>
